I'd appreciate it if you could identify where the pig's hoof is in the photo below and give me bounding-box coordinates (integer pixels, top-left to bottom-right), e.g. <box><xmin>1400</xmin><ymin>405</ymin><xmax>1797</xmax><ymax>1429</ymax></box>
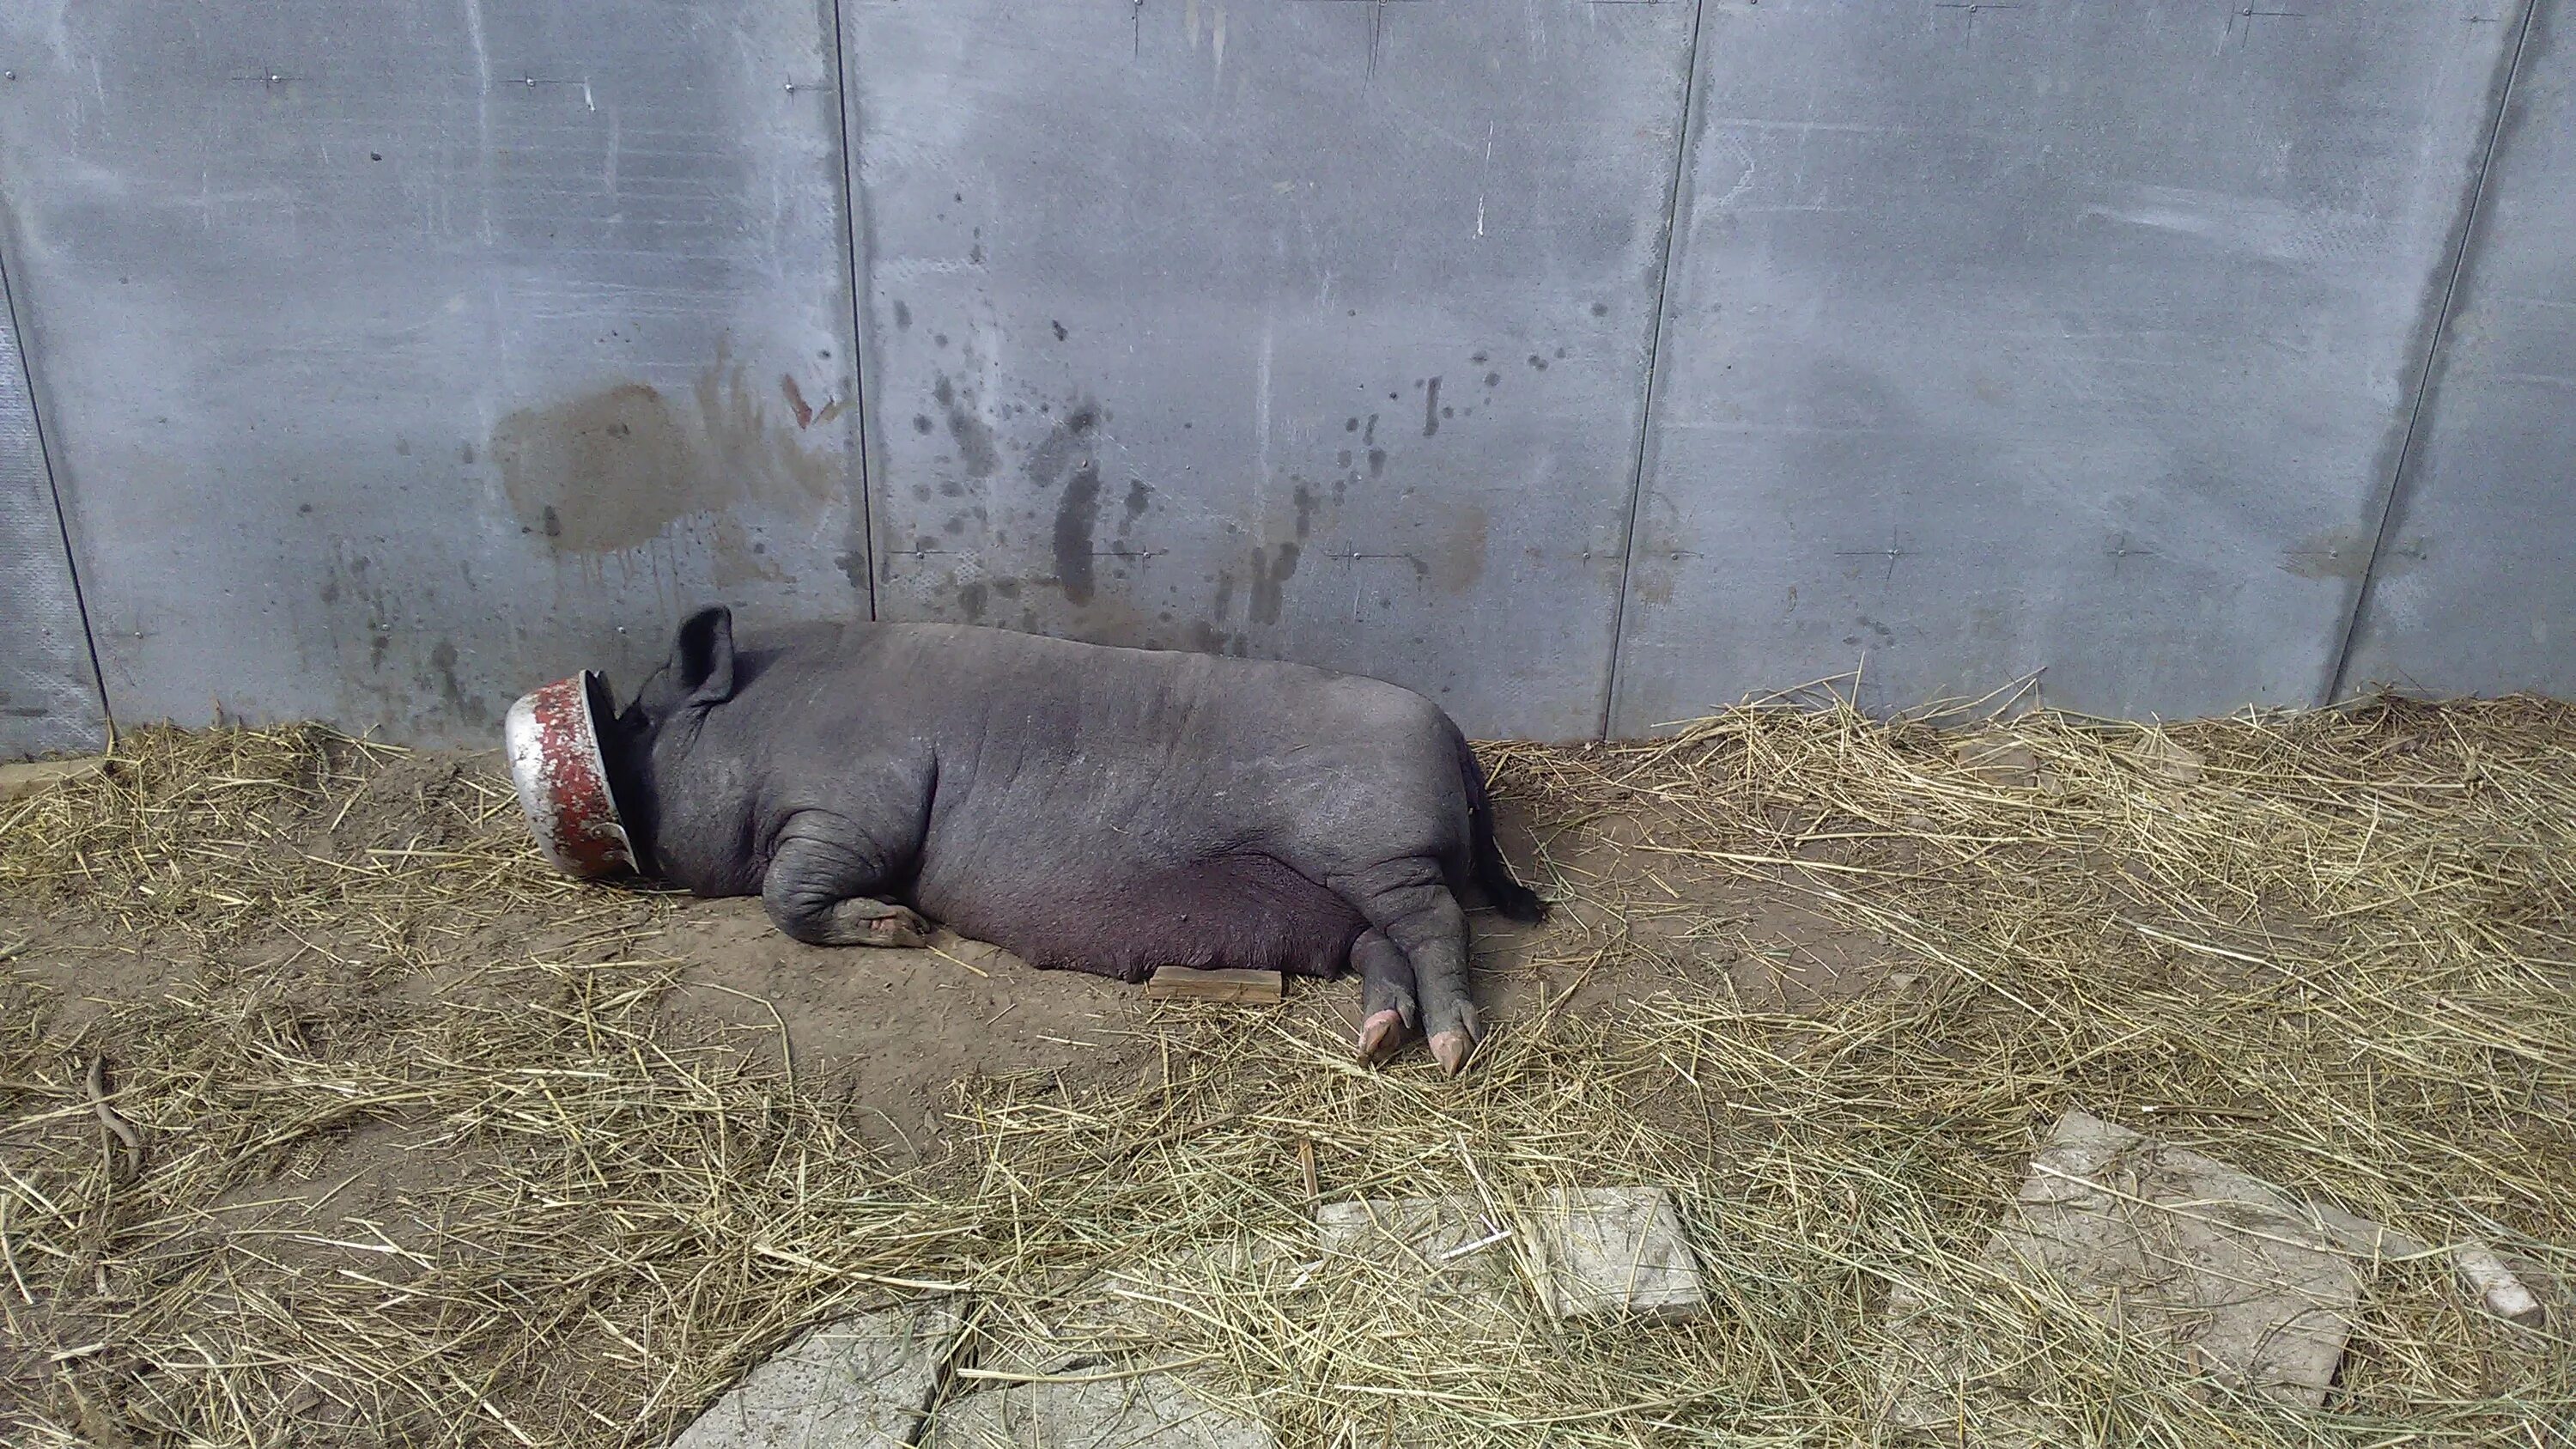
<box><xmin>820</xmin><ymin>898</ymin><xmax>932</xmax><ymax>948</ymax></box>
<box><xmin>1428</xmin><ymin>1029</ymin><xmax>1476</xmax><ymax>1076</ymax></box>
<box><xmin>1357</xmin><ymin>1009</ymin><xmax>1406</xmax><ymax>1064</ymax></box>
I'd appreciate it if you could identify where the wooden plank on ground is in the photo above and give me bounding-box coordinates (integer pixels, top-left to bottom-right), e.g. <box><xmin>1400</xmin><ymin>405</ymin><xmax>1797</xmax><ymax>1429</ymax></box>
<box><xmin>1142</xmin><ymin>968</ymin><xmax>1283</xmax><ymax>1004</ymax></box>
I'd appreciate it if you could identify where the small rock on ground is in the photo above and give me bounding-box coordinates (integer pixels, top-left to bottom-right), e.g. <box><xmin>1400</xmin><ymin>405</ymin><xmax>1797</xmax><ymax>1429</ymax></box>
<box><xmin>1947</xmin><ymin>732</ymin><xmax>2040</xmax><ymax>789</ymax></box>
<box><xmin>2129</xmin><ymin>733</ymin><xmax>2205</xmax><ymax>784</ymax></box>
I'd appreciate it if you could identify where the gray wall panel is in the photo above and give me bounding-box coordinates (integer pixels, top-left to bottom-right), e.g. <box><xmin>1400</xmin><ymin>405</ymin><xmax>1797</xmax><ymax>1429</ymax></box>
<box><xmin>1610</xmin><ymin>1</ymin><xmax>2518</xmax><ymax>733</ymax></box>
<box><xmin>0</xmin><ymin>0</ymin><xmax>864</xmax><ymax>743</ymax></box>
<box><xmin>843</xmin><ymin>0</ymin><xmax>1697</xmax><ymax>740</ymax></box>
<box><xmin>1</xmin><ymin>3</ymin><xmax>2561</xmax><ymax>746</ymax></box>
<box><xmin>2340</xmin><ymin>6</ymin><xmax>2574</xmax><ymax>699</ymax></box>
<box><xmin>0</xmin><ymin>250</ymin><xmax>106</xmax><ymax>758</ymax></box>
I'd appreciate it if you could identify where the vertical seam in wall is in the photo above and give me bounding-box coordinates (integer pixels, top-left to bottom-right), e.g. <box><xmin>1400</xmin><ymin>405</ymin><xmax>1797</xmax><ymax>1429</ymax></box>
<box><xmin>1595</xmin><ymin>0</ymin><xmax>1708</xmax><ymax>742</ymax></box>
<box><xmin>0</xmin><ymin>241</ymin><xmax>116</xmax><ymax>747</ymax></box>
<box><xmin>824</xmin><ymin>0</ymin><xmax>879</xmax><ymax>622</ymax></box>
<box><xmin>2324</xmin><ymin>0</ymin><xmax>2537</xmax><ymax>704</ymax></box>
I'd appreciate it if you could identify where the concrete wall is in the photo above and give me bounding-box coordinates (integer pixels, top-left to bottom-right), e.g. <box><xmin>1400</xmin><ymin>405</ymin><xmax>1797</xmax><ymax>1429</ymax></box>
<box><xmin>0</xmin><ymin>0</ymin><xmax>864</xmax><ymax>750</ymax></box>
<box><xmin>0</xmin><ymin>247</ymin><xmax>101</xmax><ymax>754</ymax></box>
<box><xmin>0</xmin><ymin>1</ymin><xmax>2563</xmax><ymax>756</ymax></box>
<box><xmin>1611</xmin><ymin>2</ymin><xmax>2524</xmax><ymax>729</ymax></box>
<box><xmin>2340</xmin><ymin>1</ymin><xmax>2576</xmax><ymax>700</ymax></box>
<box><xmin>843</xmin><ymin>1</ymin><xmax>1694</xmax><ymax>740</ymax></box>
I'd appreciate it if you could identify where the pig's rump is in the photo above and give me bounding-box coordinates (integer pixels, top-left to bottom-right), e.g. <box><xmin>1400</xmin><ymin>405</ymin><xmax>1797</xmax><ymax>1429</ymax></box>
<box><xmin>919</xmin><ymin>852</ymin><xmax>1366</xmax><ymax>983</ymax></box>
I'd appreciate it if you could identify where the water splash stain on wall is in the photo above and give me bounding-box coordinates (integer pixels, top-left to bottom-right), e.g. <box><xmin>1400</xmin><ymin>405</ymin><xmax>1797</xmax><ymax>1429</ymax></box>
<box><xmin>932</xmin><ymin>375</ymin><xmax>1002</xmax><ymax>478</ymax></box>
<box><xmin>492</xmin><ymin>356</ymin><xmax>842</xmax><ymax>569</ymax></box>
<box><xmin>495</xmin><ymin>385</ymin><xmax>697</xmax><ymax>553</ymax></box>
<box><xmin>1247</xmin><ymin>542</ymin><xmax>1301</xmax><ymax>625</ymax></box>
<box><xmin>1435</xmin><ymin>504</ymin><xmax>1489</xmax><ymax>593</ymax></box>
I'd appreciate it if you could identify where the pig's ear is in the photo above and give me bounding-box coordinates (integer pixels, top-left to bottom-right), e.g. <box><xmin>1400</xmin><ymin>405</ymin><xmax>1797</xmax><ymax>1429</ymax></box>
<box><xmin>670</xmin><ymin>605</ymin><xmax>738</xmax><ymax>708</ymax></box>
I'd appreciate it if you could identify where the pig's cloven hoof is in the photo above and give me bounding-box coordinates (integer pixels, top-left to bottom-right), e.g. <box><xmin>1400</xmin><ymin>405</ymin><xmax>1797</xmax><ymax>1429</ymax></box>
<box><xmin>1357</xmin><ymin>1009</ymin><xmax>1407</xmax><ymax>1064</ymax></box>
<box><xmin>1428</xmin><ymin>1029</ymin><xmax>1475</xmax><ymax>1076</ymax></box>
<box><xmin>817</xmin><ymin>898</ymin><xmax>933</xmax><ymax>948</ymax></box>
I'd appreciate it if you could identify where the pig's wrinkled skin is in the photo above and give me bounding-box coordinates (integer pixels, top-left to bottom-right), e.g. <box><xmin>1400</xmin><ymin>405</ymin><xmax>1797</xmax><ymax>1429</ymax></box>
<box><xmin>592</xmin><ymin>606</ymin><xmax>1547</xmax><ymax>1074</ymax></box>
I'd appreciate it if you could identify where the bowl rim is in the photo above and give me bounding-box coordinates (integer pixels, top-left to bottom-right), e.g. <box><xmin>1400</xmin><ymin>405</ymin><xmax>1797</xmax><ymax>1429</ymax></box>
<box><xmin>503</xmin><ymin>669</ymin><xmax>638</xmax><ymax>878</ymax></box>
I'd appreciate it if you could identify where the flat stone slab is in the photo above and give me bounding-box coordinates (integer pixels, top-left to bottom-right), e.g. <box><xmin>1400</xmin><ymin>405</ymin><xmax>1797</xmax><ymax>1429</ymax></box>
<box><xmin>926</xmin><ymin>1373</ymin><xmax>1271</xmax><ymax>1449</ymax></box>
<box><xmin>1880</xmin><ymin>1110</ymin><xmax>2364</xmax><ymax>1433</ymax></box>
<box><xmin>967</xmin><ymin>1238</ymin><xmax>1308</xmax><ymax>1382</ymax></box>
<box><xmin>671</xmin><ymin>1300</ymin><xmax>962</xmax><ymax>1449</ymax></box>
<box><xmin>1315</xmin><ymin>1195</ymin><xmax>1518</xmax><ymax>1306</ymax></box>
<box><xmin>0</xmin><ymin>756</ymin><xmax>105</xmax><ymax>802</ymax></box>
<box><xmin>1523</xmin><ymin>1187</ymin><xmax>1704</xmax><ymax>1321</ymax></box>
<box><xmin>1316</xmin><ymin>1185</ymin><xmax>1704</xmax><ymax>1323</ymax></box>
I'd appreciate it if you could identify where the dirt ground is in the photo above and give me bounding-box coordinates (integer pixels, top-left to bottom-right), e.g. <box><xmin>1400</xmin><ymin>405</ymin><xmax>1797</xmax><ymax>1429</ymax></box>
<box><xmin>637</xmin><ymin>790</ymin><xmax>1888</xmax><ymax>1165</ymax></box>
<box><xmin>0</xmin><ymin>734</ymin><xmax>1893</xmax><ymax>1445</ymax></box>
<box><xmin>3</xmin><ymin>701</ymin><xmax>2569</xmax><ymax>1447</ymax></box>
<box><xmin>0</xmin><ymin>746</ymin><xmax>1885</xmax><ymax>1167</ymax></box>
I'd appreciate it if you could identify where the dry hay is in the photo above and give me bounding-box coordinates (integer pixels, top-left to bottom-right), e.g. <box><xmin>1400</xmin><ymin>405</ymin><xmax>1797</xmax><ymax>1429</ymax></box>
<box><xmin>0</xmin><ymin>695</ymin><xmax>2571</xmax><ymax>1446</ymax></box>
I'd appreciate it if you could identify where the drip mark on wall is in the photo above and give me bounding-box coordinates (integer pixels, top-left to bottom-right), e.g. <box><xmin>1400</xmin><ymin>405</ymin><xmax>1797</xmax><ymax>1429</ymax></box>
<box><xmin>1054</xmin><ymin>463</ymin><xmax>1105</xmax><ymax>602</ymax></box>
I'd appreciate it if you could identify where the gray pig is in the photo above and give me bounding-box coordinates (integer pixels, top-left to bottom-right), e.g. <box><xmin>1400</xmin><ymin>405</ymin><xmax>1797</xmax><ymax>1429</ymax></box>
<box><xmin>595</xmin><ymin>606</ymin><xmax>1546</xmax><ymax>1074</ymax></box>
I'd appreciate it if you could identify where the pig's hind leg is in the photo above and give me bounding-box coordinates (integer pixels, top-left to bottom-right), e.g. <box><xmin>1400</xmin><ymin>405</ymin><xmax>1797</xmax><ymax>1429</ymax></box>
<box><xmin>1352</xmin><ymin>929</ymin><xmax>1421</xmax><ymax>1064</ymax></box>
<box><xmin>1327</xmin><ymin>855</ymin><xmax>1480</xmax><ymax>1076</ymax></box>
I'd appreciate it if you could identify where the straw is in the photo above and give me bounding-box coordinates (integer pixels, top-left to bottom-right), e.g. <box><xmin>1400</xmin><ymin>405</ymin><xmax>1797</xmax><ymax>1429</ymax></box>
<box><xmin>1</xmin><ymin>698</ymin><xmax>2570</xmax><ymax>1446</ymax></box>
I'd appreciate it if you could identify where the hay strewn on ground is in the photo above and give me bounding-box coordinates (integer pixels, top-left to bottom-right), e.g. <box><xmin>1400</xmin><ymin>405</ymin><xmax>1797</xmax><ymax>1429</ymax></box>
<box><xmin>2</xmin><ymin>697</ymin><xmax>2571</xmax><ymax>1446</ymax></box>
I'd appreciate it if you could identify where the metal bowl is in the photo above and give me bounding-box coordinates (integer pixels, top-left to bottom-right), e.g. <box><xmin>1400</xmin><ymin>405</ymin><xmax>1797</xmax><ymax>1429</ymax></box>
<box><xmin>502</xmin><ymin>671</ymin><xmax>638</xmax><ymax>878</ymax></box>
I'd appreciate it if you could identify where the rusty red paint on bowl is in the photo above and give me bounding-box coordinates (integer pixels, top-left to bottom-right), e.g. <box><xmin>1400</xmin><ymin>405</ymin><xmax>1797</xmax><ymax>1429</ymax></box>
<box><xmin>503</xmin><ymin>672</ymin><xmax>638</xmax><ymax>879</ymax></box>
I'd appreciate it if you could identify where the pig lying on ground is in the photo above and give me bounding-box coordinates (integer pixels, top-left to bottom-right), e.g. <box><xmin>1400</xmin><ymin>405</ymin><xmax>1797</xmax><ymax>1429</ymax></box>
<box><xmin>594</xmin><ymin>606</ymin><xmax>1547</xmax><ymax>1074</ymax></box>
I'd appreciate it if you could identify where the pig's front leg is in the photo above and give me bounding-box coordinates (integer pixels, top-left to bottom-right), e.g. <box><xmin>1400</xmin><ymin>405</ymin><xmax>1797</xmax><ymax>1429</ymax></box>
<box><xmin>761</xmin><ymin>812</ymin><xmax>930</xmax><ymax>947</ymax></box>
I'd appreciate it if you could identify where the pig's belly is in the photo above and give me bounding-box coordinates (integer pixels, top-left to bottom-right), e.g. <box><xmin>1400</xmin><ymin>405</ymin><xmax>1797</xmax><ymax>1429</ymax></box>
<box><xmin>920</xmin><ymin>852</ymin><xmax>1365</xmax><ymax>983</ymax></box>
